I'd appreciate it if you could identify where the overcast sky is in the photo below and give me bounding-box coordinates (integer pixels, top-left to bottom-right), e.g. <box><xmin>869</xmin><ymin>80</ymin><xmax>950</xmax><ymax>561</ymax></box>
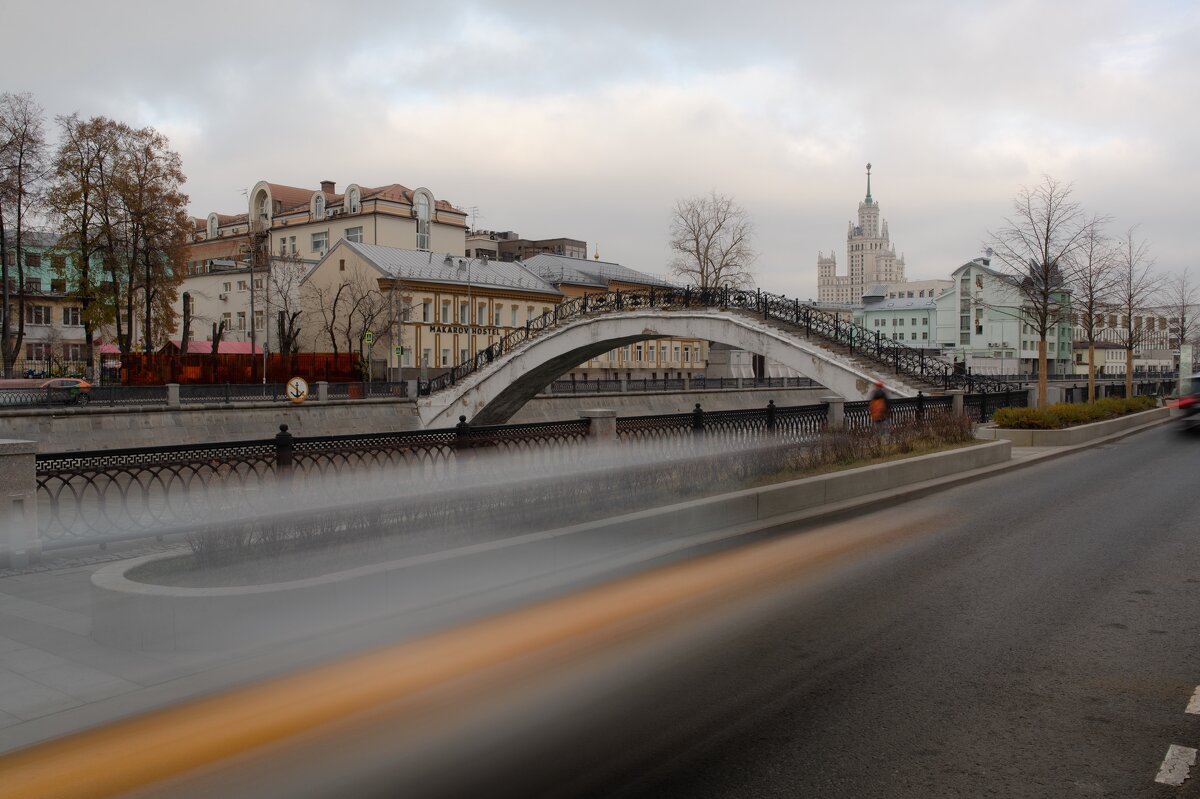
<box><xmin>5</xmin><ymin>0</ymin><xmax>1197</xmax><ymax>296</ymax></box>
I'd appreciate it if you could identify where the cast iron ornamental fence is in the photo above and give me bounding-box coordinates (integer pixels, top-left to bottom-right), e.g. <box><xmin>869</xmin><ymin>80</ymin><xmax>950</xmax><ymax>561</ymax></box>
<box><xmin>420</xmin><ymin>286</ymin><xmax>1022</xmax><ymax>397</ymax></box>
<box><xmin>34</xmin><ymin>391</ymin><xmax>1025</xmax><ymax>549</ymax></box>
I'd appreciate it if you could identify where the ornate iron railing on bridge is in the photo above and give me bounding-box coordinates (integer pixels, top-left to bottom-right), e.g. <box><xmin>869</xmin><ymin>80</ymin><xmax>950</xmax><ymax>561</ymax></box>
<box><xmin>419</xmin><ymin>286</ymin><xmax>1020</xmax><ymax>397</ymax></box>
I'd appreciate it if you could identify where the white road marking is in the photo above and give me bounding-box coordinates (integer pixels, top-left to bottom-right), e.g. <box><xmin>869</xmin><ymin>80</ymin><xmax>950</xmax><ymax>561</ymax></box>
<box><xmin>1186</xmin><ymin>686</ymin><xmax>1200</xmax><ymax>715</ymax></box>
<box><xmin>1155</xmin><ymin>745</ymin><xmax>1197</xmax><ymax>786</ymax></box>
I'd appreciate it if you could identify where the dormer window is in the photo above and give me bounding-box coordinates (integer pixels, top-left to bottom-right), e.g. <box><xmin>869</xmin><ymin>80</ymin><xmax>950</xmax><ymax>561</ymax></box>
<box><xmin>314</xmin><ymin>194</ymin><xmax>325</xmax><ymax>220</ymax></box>
<box><xmin>414</xmin><ymin>190</ymin><xmax>431</xmax><ymax>250</ymax></box>
<box><xmin>206</xmin><ymin>215</ymin><xmax>218</xmax><ymax>239</ymax></box>
<box><xmin>347</xmin><ymin>187</ymin><xmax>360</xmax><ymax>214</ymax></box>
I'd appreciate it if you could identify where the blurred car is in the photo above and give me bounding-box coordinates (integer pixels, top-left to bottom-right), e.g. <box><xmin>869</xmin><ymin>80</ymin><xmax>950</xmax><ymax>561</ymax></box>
<box><xmin>1177</xmin><ymin>374</ymin><xmax>1200</xmax><ymax>433</ymax></box>
<box><xmin>39</xmin><ymin>377</ymin><xmax>92</xmax><ymax>405</ymax></box>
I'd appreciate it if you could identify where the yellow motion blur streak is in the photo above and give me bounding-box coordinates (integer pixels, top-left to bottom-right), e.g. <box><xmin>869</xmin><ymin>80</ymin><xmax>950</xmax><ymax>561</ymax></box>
<box><xmin>0</xmin><ymin>512</ymin><xmax>931</xmax><ymax>799</ymax></box>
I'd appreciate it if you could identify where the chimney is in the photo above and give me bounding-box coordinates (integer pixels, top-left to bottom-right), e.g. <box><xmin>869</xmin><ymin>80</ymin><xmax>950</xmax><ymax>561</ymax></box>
<box><xmin>320</xmin><ymin>180</ymin><xmax>336</xmax><ymax>194</ymax></box>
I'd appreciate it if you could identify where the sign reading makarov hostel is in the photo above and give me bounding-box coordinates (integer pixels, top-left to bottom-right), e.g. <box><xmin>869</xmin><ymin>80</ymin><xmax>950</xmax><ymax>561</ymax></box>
<box><xmin>427</xmin><ymin>325</ymin><xmax>504</xmax><ymax>336</ymax></box>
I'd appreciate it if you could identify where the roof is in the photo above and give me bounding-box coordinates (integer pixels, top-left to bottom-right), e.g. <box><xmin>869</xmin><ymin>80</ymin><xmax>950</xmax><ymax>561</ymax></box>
<box><xmin>520</xmin><ymin>253</ymin><xmax>677</xmax><ymax>290</ymax></box>
<box><xmin>2</xmin><ymin>230</ymin><xmax>60</xmax><ymax>248</ymax></box>
<box><xmin>325</xmin><ymin>241</ymin><xmax>564</xmax><ymax>297</ymax></box>
<box><xmin>865</xmin><ymin>297</ymin><xmax>936</xmax><ymax>310</ymax></box>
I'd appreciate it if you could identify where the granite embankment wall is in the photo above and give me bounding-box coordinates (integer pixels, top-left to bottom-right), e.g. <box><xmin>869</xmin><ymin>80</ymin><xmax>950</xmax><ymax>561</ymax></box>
<box><xmin>1</xmin><ymin>387</ymin><xmax>824</xmax><ymax>453</ymax></box>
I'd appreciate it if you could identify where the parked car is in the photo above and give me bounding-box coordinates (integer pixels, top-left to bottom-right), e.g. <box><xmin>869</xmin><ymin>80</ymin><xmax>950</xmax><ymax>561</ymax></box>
<box><xmin>39</xmin><ymin>377</ymin><xmax>92</xmax><ymax>405</ymax></box>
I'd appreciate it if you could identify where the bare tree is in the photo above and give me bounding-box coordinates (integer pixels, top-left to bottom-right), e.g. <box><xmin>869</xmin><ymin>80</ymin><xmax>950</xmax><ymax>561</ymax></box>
<box><xmin>0</xmin><ymin>92</ymin><xmax>49</xmax><ymax>377</ymax></box>
<box><xmin>266</xmin><ymin>251</ymin><xmax>308</xmax><ymax>357</ymax></box>
<box><xmin>303</xmin><ymin>279</ymin><xmax>349</xmax><ymax>357</ymax></box>
<box><xmin>1160</xmin><ymin>268</ymin><xmax>1199</xmax><ymax>369</ymax></box>
<box><xmin>990</xmin><ymin>176</ymin><xmax>1089</xmax><ymax>408</ymax></box>
<box><xmin>668</xmin><ymin>190</ymin><xmax>756</xmax><ymax>289</ymax></box>
<box><xmin>1111</xmin><ymin>225</ymin><xmax>1162</xmax><ymax>397</ymax></box>
<box><xmin>343</xmin><ymin>277</ymin><xmax>387</xmax><ymax>372</ymax></box>
<box><xmin>1066</xmin><ymin>215</ymin><xmax>1117</xmax><ymax>402</ymax></box>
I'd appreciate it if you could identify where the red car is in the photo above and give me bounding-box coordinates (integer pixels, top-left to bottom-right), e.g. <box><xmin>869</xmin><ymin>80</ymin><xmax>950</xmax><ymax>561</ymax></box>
<box><xmin>39</xmin><ymin>378</ymin><xmax>92</xmax><ymax>405</ymax></box>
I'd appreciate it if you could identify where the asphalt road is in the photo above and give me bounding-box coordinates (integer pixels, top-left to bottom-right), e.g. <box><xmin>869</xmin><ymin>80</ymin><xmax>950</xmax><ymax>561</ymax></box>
<box><xmin>576</xmin><ymin>423</ymin><xmax>1200</xmax><ymax>798</ymax></box>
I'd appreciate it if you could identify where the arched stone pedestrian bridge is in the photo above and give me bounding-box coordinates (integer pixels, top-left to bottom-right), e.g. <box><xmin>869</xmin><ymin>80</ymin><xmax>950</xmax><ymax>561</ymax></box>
<box><xmin>416</xmin><ymin>308</ymin><xmax>924</xmax><ymax>429</ymax></box>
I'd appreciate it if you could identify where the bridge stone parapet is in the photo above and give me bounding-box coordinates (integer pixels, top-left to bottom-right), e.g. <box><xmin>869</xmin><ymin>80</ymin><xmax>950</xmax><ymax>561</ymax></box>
<box><xmin>416</xmin><ymin>309</ymin><xmax>925</xmax><ymax>429</ymax></box>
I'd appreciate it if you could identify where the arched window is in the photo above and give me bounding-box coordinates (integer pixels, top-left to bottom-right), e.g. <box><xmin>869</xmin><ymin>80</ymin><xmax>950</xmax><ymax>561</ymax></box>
<box><xmin>207</xmin><ymin>214</ymin><xmax>218</xmax><ymax>239</ymax></box>
<box><xmin>314</xmin><ymin>194</ymin><xmax>325</xmax><ymax>220</ymax></box>
<box><xmin>347</xmin><ymin>187</ymin><xmax>360</xmax><ymax>214</ymax></box>
<box><xmin>414</xmin><ymin>191</ymin><xmax>431</xmax><ymax>250</ymax></box>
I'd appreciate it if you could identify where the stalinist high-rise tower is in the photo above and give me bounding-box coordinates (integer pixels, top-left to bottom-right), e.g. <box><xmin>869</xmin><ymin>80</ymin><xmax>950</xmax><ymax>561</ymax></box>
<box><xmin>817</xmin><ymin>164</ymin><xmax>906</xmax><ymax>304</ymax></box>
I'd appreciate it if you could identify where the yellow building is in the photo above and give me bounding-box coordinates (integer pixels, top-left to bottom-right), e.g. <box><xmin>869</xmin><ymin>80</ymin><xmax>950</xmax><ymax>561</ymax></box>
<box><xmin>299</xmin><ymin>242</ymin><xmax>709</xmax><ymax>382</ymax></box>
<box><xmin>177</xmin><ymin>179</ymin><xmax>467</xmax><ymax>350</ymax></box>
<box><xmin>521</xmin><ymin>253</ymin><xmax>708</xmax><ymax>380</ymax></box>
<box><xmin>299</xmin><ymin>240</ymin><xmax>562</xmax><ymax>380</ymax></box>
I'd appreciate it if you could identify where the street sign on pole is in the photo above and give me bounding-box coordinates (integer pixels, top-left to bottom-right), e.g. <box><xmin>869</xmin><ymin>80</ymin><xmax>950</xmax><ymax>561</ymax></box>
<box><xmin>365</xmin><ymin>331</ymin><xmax>375</xmax><ymax>346</ymax></box>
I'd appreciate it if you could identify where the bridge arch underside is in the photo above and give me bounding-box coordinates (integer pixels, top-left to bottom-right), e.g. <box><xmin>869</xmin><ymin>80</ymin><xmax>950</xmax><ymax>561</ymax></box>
<box><xmin>422</xmin><ymin>312</ymin><xmax>897</xmax><ymax>428</ymax></box>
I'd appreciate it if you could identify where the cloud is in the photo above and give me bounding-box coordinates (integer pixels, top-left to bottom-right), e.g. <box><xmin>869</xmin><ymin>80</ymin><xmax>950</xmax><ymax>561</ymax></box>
<box><xmin>4</xmin><ymin>0</ymin><xmax>1199</xmax><ymax>291</ymax></box>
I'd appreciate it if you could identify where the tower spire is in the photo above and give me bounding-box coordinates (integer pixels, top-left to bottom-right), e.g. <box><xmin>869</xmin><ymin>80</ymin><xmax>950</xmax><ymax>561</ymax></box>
<box><xmin>865</xmin><ymin>162</ymin><xmax>873</xmax><ymax>206</ymax></box>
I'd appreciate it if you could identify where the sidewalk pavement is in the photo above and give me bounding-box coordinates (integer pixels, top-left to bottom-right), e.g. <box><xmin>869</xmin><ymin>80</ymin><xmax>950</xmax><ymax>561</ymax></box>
<box><xmin>0</xmin><ymin>417</ymin><xmax>1173</xmax><ymax>755</ymax></box>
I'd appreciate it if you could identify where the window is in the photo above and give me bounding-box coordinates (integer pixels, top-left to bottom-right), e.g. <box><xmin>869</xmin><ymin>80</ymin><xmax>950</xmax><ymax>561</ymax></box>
<box><xmin>422</xmin><ymin>348</ymin><xmax>431</xmax><ymax>367</ymax></box>
<box><xmin>422</xmin><ymin>301</ymin><xmax>432</xmax><ymax>323</ymax></box>
<box><xmin>673</xmin><ymin>345</ymin><xmax>681</xmax><ymax>362</ymax></box>
<box><xmin>314</xmin><ymin>195</ymin><xmax>325</xmax><ymax>219</ymax></box>
<box><xmin>635</xmin><ymin>344</ymin><xmax>643</xmax><ymax>361</ymax></box>
<box><xmin>311</xmin><ymin>231</ymin><xmax>328</xmax><ymax>253</ymax></box>
<box><xmin>235</xmin><ymin>311</ymin><xmax>246</xmax><ymax>330</ymax></box>
<box><xmin>51</xmin><ymin>279</ymin><xmax>65</xmax><ymax>293</ymax></box>
<box><xmin>441</xmin><ymin>300</ymin><xmax>451</xmax><ymax>323</ymax></box>
<box><xmin>660</xmin><ymin>345</ymin><xmax>667</xmax><ymax>362</ymax></box>
<box><xmin>402</xmin><ymin>348</ymin><xmax>411</xmax><ymax>367</ymax></box>
<box><xmin>511</xmin><ymin>306</ymin><xmax>518</xmax><ymax>327</ymax></box>
<box><xmin>898</xmin><ymin>332</ymin><xmax>905</xmax><ymax>340</ymax></box>
<box><xmin>345</xmin><ymin>226</ymin><xmax>363</xmax><ymax>243</ymax></box>
<box><xmin>911</xmin><ymin>318</ymin><xmax>917</xmax><ymax>326</ymax></box>
<box><xmin>348</xmin><ymin>188</ymin><xmax>361</xmax><ymax>214</ymax></box>
<box><xmin>254</xmin><ymin>278</ymin><xmax>263</xmax><ymax>291</ymax></box>
<box><xmin>459</xmin><ymin>302</ymin><xmax>468</xmax><ymax>325</ymax></box>
<box><xmin>62</xmin><ymin>307</ymin><xmax>81</xmax><ymax>326</ymax></box>
<box><xmin>221</xmin><ymin>312</ymin><xmax>232</xmax><ymax>328</ymax></box>
<box><xmin>478</xmin><ymin>303</ymin><xmax>486</xmax><ymax>326</ymax></box>
<box><xmin>26</xmin><ymin>342</ymin><xmax>51</xmax><ymax>360</ymax></box>
<box><xmin>289</xmin><ymin>236</ymin><xmax>297</xmax><ymax>255</ymax></box>
<box><xmin>237</xmin><ymin>280</ymin><xmax>248</xmax><ymax>291</ymax></box>
<box><xmin>684</xmin><ymin>346</ymin><xmax>691</xmax><ymax>363</ymax></box>
<box><xmin>254</xmin><ymin>310</ymin><xmax>264</xmax><ymax>331</ymax></box>
<box><xmin>441</xmin><ymin>348</ymin><xmax>449</xmax><ymax>367</ymax></box>
<box><xmin>25</xmin><ymin>277</ymin><xmax>42</xmax><ymax>292</ymax></box>
<box><xmin>898</xmin><ymin>318</ymin><xmax>904</xmax><ymax>326</ymax></box>
<box><xmin>279</xmin><ymin>238</ymin><xmax>288</xmax><ymax>256</ymax></box>
<box><xmin>526</xmin><ymin>306</ymin><xmax>534</xmax><ymax>323</ymax></box>
<box><xmin>25</xmin><ymin>305</ymin><xmax>50</xmax><ymax>325</ymax></box>
<box><xmin>494</xmin><ymin>307</ymin><xmax>502</xmax><ymax>326</ymax></box>
<box><xmin>922</xmin><ymin>318</ymin><xmax>928</xmax><ymax>325</ymax></box>
<box><xmin>922</xmin><ymin>332</ymin><xmax>928</xmax><ymax>340</ymax></box>
<box><xmin>65</xmin><ymin>343</ymin><xmax>84</xmax><ymax>360</ymax></box>
<box><xmin>415</xmin><ymin>192</ymin><xmax>431</xmax><ymax>251</ymax></box>
<box><xmin>460</xmin><ymin>349</ymin><xmax>468</xmax><ymax>363</ymax></box>
<box><xmin>52</xmin><ymin>255</ymin><xmax>66</xmax><ymax>271</ymax></box>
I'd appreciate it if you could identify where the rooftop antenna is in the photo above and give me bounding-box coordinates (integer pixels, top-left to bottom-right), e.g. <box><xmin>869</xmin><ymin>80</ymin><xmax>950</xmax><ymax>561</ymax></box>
<box><xmin>464</xmin><ymin>206</ymin><xmax>481</xmax><ymax>230</ymax></box>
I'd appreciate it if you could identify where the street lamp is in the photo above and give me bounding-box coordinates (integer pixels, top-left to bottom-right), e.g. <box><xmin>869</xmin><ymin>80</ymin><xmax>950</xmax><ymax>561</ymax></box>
<box><xmin>457</xmin><ymin>256</ymin><xmax>475</xmax><ymax>362</ymax></box>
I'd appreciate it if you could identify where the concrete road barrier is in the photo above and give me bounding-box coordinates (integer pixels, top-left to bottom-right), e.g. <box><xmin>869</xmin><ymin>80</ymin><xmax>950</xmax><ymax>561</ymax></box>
<box><xmin>91</xmin><ymin>439</ymin><xmax>1012</xmax><ymax>651</ymax></box>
